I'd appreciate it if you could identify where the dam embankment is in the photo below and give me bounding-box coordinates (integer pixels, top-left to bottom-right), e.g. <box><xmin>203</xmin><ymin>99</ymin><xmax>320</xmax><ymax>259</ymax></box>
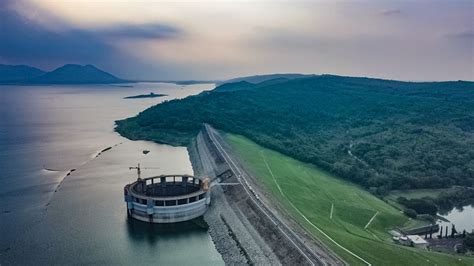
<box><xmin>188</xmin><ymin>129</ymin><xmax>279</xmax><ymax>264</ymax></box>
<box><xmin>188</xmin><ymin>126</ymin><xmax>343</xmax><ymax>265</ymax></box>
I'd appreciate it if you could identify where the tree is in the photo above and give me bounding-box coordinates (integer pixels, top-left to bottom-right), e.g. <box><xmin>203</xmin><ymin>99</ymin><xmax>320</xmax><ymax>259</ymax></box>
<box><xmin>464</xmin><ymin>233</ymin><xmax>474</xmax><ymax>251</ymax></box>
<box><xmin>404</xmin><ymin>208</ymin><xmax>417</xmax><ymax>219</ymax></box>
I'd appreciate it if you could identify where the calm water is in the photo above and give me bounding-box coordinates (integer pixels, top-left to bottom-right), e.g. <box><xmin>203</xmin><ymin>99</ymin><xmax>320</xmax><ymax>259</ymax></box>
<box><xmin>0</xmin><ymin>83</ymin><xmax>224</xmax><ymax>265</ymax></box>
<box><xmin>438</xmin><ymin>205</ymin><xmax>474</xmax><ymax>234</ymax></box>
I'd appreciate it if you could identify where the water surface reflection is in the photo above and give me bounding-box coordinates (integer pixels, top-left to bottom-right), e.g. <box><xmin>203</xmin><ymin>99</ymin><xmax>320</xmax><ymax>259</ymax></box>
<box><xmin>0</xmin><ymin>83</ymin><xmax>223</xmax><ymax>265</ymax></box>
<box><xmin>126</xmin><ymin>217</ymin><xmax>209</xmax><ymax>245</ymax></box>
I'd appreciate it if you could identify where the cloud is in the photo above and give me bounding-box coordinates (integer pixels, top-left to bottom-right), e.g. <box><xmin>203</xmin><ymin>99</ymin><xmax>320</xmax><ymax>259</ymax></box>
<box><xmin>0</xmin><ymin>0</ymin><xmax>14</xmax><ymax>10</ymax></box>
<box><xmin>0</xmin><ymin>10</ymin><xmax>110</xmax><ymax>65</ymax></box>
<box><xmin>445</xmin><ymin>29</ymin><xmax>474</xmax><ymax>39</ymax></box>
<box><xmin>96</xmin><ymin>24</ymin><xmax>180</xmax><ymax>40</ymax></box>
<box><xmin>0</xmin><ymin>9</ymin><xmax>181</xmax><ymax>70</ymax></box>
<box><xmin>1</xmin><ymin>1</ymin><xmax>472</xmax><ymax>81</ymax></box>
<box><xmin>380</xmin><ymin>9</ymin><xmax>402</xmax><ymax>16</ymax></box>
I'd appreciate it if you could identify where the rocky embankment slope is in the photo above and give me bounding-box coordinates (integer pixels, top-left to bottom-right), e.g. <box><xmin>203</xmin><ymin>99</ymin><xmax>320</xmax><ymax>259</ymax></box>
<box><xmin>189</xmin><ymin>129</ymin><xmax>280</xmax><ymax>265</ymax></box>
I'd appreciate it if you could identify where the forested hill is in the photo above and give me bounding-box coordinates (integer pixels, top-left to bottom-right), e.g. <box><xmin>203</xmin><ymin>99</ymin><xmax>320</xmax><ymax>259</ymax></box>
<box><xmin>116</xmin><ymin>75</ymin><xmax>474</xmax><ymax>193</ymax></box>
<box><xmin>217</xmin><ymin>73</ymin><xmax>312</xmax><ymax>85</ymax></box>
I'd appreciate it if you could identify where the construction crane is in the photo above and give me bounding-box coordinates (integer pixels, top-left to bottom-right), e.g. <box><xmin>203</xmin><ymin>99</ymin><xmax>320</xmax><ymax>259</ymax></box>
<box><xmin>129</xmin><ymin>163</ymin><xmax>160</xmax><ymax>180</ymax></box>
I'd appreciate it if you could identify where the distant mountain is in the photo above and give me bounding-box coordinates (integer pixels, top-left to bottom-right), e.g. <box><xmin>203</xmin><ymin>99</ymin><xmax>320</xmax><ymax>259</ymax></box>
<box><xmin>0</xmin><ymin>64</ymin><xmax>46</xmax><ymax>82</ymax></box>
<box><xmin>28</xmin><ymin>64</ymin><xmax>126</xmax><ymax>84</ymax></box>
<box><xmin>0</xmin><ymin>64</ymin><xmax>127</xmax><ymax>84</ymax></box>
<box><xmin>218</xmin><ymin>73</ymin><xmax>313</xmax><ymax>85</ymax></box>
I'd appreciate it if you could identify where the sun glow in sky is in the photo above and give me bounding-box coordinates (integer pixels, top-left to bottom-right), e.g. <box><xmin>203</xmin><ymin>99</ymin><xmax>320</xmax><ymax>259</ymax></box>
<box><xmin>1</xmin><ymin>0</ymin><xmax>473</xmax><ymax>80</ymax></box>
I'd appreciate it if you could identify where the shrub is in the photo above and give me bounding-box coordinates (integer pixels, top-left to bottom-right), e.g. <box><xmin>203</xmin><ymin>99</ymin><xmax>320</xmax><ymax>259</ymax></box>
<box><xmin>404</xmin><ymin>208</ymin><xmax>418</xmax><ymax>219</ymax></box>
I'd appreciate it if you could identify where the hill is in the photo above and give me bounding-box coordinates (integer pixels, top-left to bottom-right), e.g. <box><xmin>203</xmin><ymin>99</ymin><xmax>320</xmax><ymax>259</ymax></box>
<box><xmin>28</xmin><ymin>64</ymin><xmax>126</xmax><ymax>84</ymax></box>
<box><xmin>218</xmin><ymin>73</ymin><xmax>312</xmax><ymax>85</ymax></box>
<box><xmin>214</xmin><ymin>80</ymin><xmax>256</xmax><ymax>92</ymax></box>
<box><xmin>214</xmin><ymin>78</ymin><xmax>304</xmax><ymax>92</ymax></box>
<box><xmin>116</xmin><ymin>75</ymin><xmax>474</xmax><ymax>193</ymax></box>
<box><xmin>0</xmin><ymin>64</ymin><xmax>45</xmax><ymax>82</ymax></box>
<box><xmin>0</xmin><ymin>64</ymin><xmax>126</xmax><ymax>84</ymax></box>
<box><xmin>225</xmin><ymin>133</ymin><xmax>474</xmax><ymax>266</ymax></box>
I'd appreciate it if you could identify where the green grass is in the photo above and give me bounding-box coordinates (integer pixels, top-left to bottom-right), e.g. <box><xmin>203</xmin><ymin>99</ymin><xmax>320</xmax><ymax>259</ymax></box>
<box><xmin>225</xmin><ymin>133</ymin><xmax>474</xmax><ymax>266</ymax></box>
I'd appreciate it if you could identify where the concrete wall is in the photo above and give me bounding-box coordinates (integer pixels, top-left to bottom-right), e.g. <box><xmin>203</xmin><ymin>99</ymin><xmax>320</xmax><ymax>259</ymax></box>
<box><xmin>129</xmin><ymin>196</ymin><xmax>209</xmax><ymax>223</ymax></box>
<box><xmin>124</xmin><ymin>174</ymin><xmax>211</xmax><ymax>224</ymax></box>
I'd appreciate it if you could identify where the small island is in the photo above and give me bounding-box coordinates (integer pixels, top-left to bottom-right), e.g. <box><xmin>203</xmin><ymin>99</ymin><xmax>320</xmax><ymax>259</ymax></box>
<box><xmin>124</xmin><ymin>92</ymin><xmax>167</xmax><ymax>99</ymax></box>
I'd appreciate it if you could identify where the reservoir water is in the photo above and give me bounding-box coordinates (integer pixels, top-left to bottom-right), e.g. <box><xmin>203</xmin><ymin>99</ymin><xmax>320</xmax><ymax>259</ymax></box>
<box><xmin>438</xmin><ymin>205</ymin><xmax>474</xmax><ymax>234</ymax></box>
<box><xmin>0</xmin><ymin>83</ymin><xmax>224</xmax><ymax>265</ymax></box>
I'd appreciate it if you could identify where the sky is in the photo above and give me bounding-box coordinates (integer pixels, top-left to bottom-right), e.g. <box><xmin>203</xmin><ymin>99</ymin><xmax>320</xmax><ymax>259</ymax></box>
<box><xmin>0</xmin><ymin>0</ymin><xmax>472</xmax><ymax>81</ymax></box>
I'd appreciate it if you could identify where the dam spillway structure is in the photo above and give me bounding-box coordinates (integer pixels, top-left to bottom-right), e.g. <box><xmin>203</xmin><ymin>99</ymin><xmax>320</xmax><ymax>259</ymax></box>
<box><xmin>124</xmin><ymin>168</ymin><xmax>210</xmax><ymax>223</ymax></box>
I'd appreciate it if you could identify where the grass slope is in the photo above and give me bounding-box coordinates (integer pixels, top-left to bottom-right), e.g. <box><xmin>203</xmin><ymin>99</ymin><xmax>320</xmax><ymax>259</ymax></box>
<box><xmin>225</xmin><ymin>133</ymin><xmax>473</xmax><ymax>265</ymax></box>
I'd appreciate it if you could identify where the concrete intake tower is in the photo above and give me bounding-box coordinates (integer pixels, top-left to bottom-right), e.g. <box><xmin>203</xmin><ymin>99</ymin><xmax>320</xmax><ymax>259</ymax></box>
<box><xmin>124</xmin><ymin>173</ymin><xmax>210</xmax><ymax>223</ymax></box>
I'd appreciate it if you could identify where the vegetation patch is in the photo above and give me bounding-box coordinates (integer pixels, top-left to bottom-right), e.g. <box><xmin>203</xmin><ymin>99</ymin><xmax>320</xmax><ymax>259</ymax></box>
<box><xmin>389</xmin><ymin>187</ymin><xmax>474</xmax><ymax>216</ymax></box>
<box><xmin>224</xmin><ymin>133</ymin><xmax>474</xmax><ymax>265</ymax></box>
<box><xmin>115</xmin><ymin>75</ymin><xmax>474</xmax><ymax>192</ymax></box>
<box><xmin>397</xmin><ymin>197</ymin><xmax>438</xmax><ymax>216</ymax></box>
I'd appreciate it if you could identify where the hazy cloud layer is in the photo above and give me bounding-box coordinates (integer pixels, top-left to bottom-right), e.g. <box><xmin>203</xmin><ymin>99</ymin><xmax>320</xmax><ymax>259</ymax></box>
<box><xmin>380</xmin><ymin>9</ymin><xmax>402</xmax><ymax>16</ymax></box>
<box><xmin>0</xmin><ymin>10</ymin><xmax>112</xmax><ymax>65</ymax></box>
<box><xmin>94</xmin><ymin>24</ymin><xmax>180</xmax><ymax>40</ymax></box>
<box><xmin>0</xmin><ymin>5</ymin><xmax>181</xmax><ymax>75</ymax></box>
<box><xmin>1</xmin><ymin>0</ymin><xmax>472</xmax><ymax>81</ymax></box>
<box><xmin>447</xmin><ymin>29</ymin><xmax>474</xmax><ymax>39</ymax></box>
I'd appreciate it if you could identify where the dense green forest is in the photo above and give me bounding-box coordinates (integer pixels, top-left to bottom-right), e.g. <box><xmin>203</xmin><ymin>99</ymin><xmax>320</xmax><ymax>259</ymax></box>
<box><xmin>116</xmin><ymin>75</ymin><xmax>474</xmax><ymax>192</ymax></box>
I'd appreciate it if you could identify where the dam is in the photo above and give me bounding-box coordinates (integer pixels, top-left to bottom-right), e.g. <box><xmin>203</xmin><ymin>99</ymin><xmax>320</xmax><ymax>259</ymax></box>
<box><xmin>124</xmin><ymin>172</ymin><xmax>211</xmax><ymax>223</ymax></box>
